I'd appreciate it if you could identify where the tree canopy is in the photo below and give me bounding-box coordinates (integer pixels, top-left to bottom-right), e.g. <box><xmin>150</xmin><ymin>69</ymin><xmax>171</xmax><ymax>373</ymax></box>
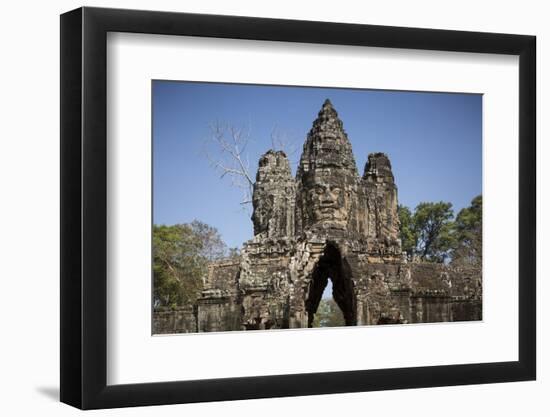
<box><xmin>451</xmin><ymin>195</ymin><xmax>482</xmax><ymax>268</ymax></box>
<box><xmin>398</xmin><ymin>195</ymin><xmax>482</xmax><ymax>264</ymax></box>
<box><xmin>153</xmin><ymin>221</ymin><xmax>235</xmax><ymax>309</ymax></box>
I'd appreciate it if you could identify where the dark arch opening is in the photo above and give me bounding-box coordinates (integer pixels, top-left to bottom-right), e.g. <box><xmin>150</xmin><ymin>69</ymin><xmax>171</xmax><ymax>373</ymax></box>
<box><xmin>306</xmin><ymin>243</ymin><xmax>356</xmax><ymax>327</ymax></box>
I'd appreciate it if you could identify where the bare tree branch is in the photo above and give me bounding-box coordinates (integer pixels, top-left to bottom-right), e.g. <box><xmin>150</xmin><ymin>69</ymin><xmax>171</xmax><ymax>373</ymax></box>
<box><xmin>203</xmin><ymin>121</ymin><xmax>255</xmax><ymax>208</ymax></box>
<box><xmin>202</xmin><ymin>121</ymin><xmax>298</xmax><ymax>212</ymax></box>
<box><xmin>270</xmin><ymin>124</ymin><xmax>299</xmax><ymax>164</ymax></box>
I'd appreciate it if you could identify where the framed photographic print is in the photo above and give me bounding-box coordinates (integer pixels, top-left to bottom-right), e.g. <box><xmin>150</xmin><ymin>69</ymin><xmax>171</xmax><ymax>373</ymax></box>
<box><xmin>60</xmin><ymin>6</ymin><xmax>536</xmax><ymax>409</ymax></box>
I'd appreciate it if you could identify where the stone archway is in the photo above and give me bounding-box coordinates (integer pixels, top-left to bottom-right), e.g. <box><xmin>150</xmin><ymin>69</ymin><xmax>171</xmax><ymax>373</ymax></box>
<box><xmin>305</xmin><ymin>243</ymin><xmax>357</xmax><ymax>327</ymax></box>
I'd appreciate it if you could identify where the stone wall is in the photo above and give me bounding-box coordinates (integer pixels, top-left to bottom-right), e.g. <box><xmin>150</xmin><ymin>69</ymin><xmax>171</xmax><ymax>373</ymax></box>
<box><xmin>153</xmin><ymin>258</ymin><xmax>482</xmax><ymax>332</ymax></box>
<box><xmin>197</xmin><ymin>298</ymin><xmax>242</xmax><ymax>332</ymax></box>
<box><xmin>153</xmin><ymin>307</ymin><xmax>197</xmax><ymax>334</ymax></box>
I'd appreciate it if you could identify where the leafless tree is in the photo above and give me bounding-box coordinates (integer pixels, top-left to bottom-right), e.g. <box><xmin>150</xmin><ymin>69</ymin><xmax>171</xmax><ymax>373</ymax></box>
<box><xmin>202</xmin><ymin>121</ymin><xmax>299</xmax><ymax>211</ymax></box>
<box><xmin>270</xmin><ymin>124</ymin><xmax>299</xmax><ymax>162</ymax></box>
<box><xmin>203</xmin><ymin>121</ymin><xmax>255</xmax><ymax>208</ymax></box>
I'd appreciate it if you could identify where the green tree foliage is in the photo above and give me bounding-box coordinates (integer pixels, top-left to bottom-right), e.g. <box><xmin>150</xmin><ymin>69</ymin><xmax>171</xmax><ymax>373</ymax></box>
<box><xmin>398</xmin><ymin>205</ymin><xmax>417</xmax><ymax>258</ymax></box>
<box><xmin>413</xmin><ymin>202</ymin><xmax>456</xmax><ymax>262</ymax></box>
<box><xmin>398</xmin><ymin>196</ymin><xmax>482</xmax><ymax>264</ymax></box>
<box><xmin>398</xmin><ymin>201</ymin><xmax>456</xmax><ymax>262</ymax></box>
<box><xmin>451</xmin><ymin>195</ymin><xmax>482</xmax><ymax>268</ymax></box>
<box><xmin>311</xmin><ymin>299</ymin><xmax>346</xmax><ymax>328</ymax></box>
<box><xmin>153</xmin><ymin>221</ymin><xmax>228</xmax><ymax>309</ymax></box>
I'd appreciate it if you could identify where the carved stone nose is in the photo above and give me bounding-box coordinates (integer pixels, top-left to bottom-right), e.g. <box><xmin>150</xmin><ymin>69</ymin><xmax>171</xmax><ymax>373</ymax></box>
<box><xmin>326</xmin><ymin>190</ymin><xmax>338</xmax><ymax>200</ymax></box>
<box><xmin>321</xmin><ymin>194</ymin><xmax>335</xmax><ymax>204</ymax></box>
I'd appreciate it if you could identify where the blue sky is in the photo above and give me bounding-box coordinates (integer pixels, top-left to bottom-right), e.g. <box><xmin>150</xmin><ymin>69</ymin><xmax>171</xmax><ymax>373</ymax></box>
<box><xmin>153</xmin><ymin>81</ymin><xmax>482</xmax><ymax>250</ymax></box>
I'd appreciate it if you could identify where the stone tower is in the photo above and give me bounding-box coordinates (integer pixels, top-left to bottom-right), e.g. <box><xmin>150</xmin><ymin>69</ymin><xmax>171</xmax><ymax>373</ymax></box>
<box><xmin>252</xmin><ymin>150</ymin><xmax>295</xmax><ymax>238</ymax></box>
<box><xmin>295</xmin><ymin>99</ymin><xmax>360</xmax><ymax>237</ymax></box>
<box><xmin>164</xmin><ymin>99</ymin><xmax>483</xmax><ymax>334</ymax></box>
<box><xmin>362</xmin><ymin>152</ymin><xmax>402</xmax><ymax>257</ymax></box>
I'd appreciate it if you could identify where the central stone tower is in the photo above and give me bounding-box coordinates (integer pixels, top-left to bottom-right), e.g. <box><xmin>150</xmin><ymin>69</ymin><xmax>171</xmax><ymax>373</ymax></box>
<box><xmin>294</xmin><ymin>99</ymin><xmax>401</xmax><ymax>253</ymax></box>
<box><xmin>296</xmin><ymin>99</ymin><xmax>360</xmax><ymax>237</ymax></box>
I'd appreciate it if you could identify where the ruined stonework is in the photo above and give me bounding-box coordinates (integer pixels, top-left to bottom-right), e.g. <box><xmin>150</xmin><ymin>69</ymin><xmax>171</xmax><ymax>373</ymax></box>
<box><xmin>154</xmin><ymin>99</ymin><xmax>482</xmax><ymax>333</ymax></box>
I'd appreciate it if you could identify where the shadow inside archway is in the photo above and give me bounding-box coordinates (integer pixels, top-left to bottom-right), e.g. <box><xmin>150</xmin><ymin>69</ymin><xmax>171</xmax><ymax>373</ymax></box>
<box><xmin>306</xmin><ymin>243</ymin><xmax>356</xmax><ymax>328</ymax></box>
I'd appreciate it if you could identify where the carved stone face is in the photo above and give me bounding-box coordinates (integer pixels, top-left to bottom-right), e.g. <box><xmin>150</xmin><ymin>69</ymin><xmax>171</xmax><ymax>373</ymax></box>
<box><xmin>252</xmin><ymin>193</ymin><xmax>274</xmax><ymax>235</ymax></box>
<box><xmin>306</xmin><ymin>172</ymin><xmax>349</xmax><ymax>227</ymax></box>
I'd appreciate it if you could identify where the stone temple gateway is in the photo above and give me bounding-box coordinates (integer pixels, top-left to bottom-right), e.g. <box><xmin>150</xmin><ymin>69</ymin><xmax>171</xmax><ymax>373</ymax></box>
<box><xmin>153</xmin><ymin>100</ymin><xmax>482</xmax><ymax>334</ymax></box>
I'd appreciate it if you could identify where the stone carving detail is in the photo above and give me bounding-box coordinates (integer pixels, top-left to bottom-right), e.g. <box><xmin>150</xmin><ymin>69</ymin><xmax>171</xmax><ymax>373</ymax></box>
<box><xmin>362</xmin><ymin>152</ymin><xmax>401</xmax><ymax>256</ymax></box>
<box><xmin>153</xmin><ymin>99</ymin><xmax>482</xmax><ymax>333</ymax></box>
<box><xmin>295</xmin><ymin>99</ymin><xmax>359</xmax><ymax>235</ymax></box>
<box><xmin>252</xmin><ymin>150</ymin><xmax>295</xmax><ymax>238</ymax></box>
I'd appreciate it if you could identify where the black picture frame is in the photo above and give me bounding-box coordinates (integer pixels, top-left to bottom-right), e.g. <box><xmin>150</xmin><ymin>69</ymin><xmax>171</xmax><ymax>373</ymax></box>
<box><xmin>60</xmin><ymin>6</ymin><xmax>536</xmax><ymax>410</ymax></box>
